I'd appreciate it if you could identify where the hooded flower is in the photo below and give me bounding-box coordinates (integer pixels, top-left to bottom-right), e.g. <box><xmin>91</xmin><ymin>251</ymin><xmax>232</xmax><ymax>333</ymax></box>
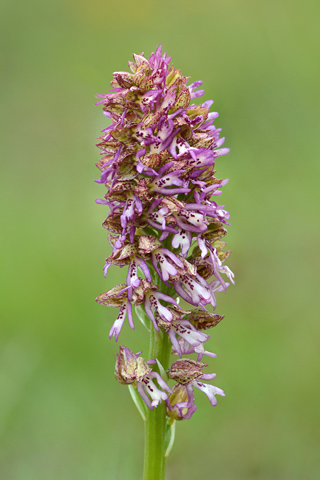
<box><xmin>115</xmin><ymin>346</ymin><xmax>172</xmax><ymax>409</ymax></box>
<box><xmin>168</xmin><ymin>359</ymin><xmax>225</xmax><ymax>412</ymax></box>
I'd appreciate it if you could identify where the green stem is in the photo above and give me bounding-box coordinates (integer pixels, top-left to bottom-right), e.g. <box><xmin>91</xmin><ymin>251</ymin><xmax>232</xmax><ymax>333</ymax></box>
<box><xmin>143</xmin><ymin>328</ymin><xmax>171</xmax><ymax>480</ymax></box>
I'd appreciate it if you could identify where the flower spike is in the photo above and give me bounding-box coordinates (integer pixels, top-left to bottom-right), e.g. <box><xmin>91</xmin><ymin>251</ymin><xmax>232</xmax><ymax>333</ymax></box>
<box><xmin>94</xmin><ymin>45</ymin><xmax>233</xmax><ymax>451</ymax></box>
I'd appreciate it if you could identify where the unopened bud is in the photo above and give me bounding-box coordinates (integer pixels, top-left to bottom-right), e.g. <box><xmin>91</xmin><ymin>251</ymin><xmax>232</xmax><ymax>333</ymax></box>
<box><xmin>114</xmin><ymin>346</ymin><xmax>137</xmax><ymax>384</ymax></box>
<box><xmin>166</xmin><ymin>384</ymin><xmax>189</xmax><ymax>420</ymax></box>
<box><xmin>115</xmin><ymin>346</ymin><xmax>152</xmax><ymax>385</ymax></box>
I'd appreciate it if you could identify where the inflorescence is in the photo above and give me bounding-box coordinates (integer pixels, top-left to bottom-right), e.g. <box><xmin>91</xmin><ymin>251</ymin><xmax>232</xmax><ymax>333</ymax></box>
<box><xmin>95</xmin><ymin>45</ymin><xmax>234</xmax><ymax>420</ymax></box>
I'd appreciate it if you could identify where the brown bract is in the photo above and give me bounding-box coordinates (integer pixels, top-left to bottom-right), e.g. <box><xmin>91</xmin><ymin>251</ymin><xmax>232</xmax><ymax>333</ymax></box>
<box><xmin>138</xmin><ymin>235</ymin><xmax>162</xmax><ymax>255</ymax></box>
<box><xmin>169</xmin><ymin>359</ymin><xmax>208</xmax><ymax>385</ymax></box>
<box><xmin>95</xmin><ymin>284</ymin><xmax>128</xmax><ymax>307</ymax></box>
<box><xmin>183</xmin><ymin>309</ymin><xmax>224</xmax><ymax>330</ymax></box>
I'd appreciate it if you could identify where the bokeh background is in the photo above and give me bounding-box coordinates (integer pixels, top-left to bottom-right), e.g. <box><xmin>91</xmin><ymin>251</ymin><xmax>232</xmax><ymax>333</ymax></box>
<box><xmin>1</xmin><ymin>0</ymin><xmax>319</xmax><ymax>478</ymax></box>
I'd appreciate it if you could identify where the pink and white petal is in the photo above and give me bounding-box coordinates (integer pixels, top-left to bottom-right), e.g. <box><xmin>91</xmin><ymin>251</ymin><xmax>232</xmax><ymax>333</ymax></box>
<box><xmin>149</xmin><ymin>372</ymin><xmax>173</xmax><ymax>394</ymax></box>
<box><xmin>144</xmin><ymin>300</ymin><xmax>160</xmax><ymax>331</ymax></box>
<box><xmin>168</xmin><ymin>329</ymin><xmax>182</xmax><ymax>357</ymax></box>
<box><xmin>136</xmin><ymin>382</ymin><xmax>154</xmax><ymax>410</ymax></box>
<box><xmin>127</xmin><ymin>301</ymin><xmax>135</xmax><ymax>330</ymax></box>
<box><xmin>192</xmin><ymin>381</ymin><xmax>225</xmax><ymax>406</ymax></box>
<box><xmin>200</xmin><ymin>373</ymin><xmax>217</xmax><ymax>381</ymax></box>
<box><xmin>185</xmin><ymin>384</ymin><xmax>195</xmax><ymax>408</ymax></box>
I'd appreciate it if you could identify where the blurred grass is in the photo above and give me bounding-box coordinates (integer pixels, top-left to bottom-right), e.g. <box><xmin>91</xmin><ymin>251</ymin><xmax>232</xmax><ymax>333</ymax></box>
<box><xmin>0</xmin><ymin>0</ymin><xmax>319</xmax><ymax>478</ymax></box>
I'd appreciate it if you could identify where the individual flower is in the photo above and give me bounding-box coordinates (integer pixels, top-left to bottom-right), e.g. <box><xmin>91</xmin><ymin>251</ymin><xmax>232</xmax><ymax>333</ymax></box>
<box><xmin>151</xmin><ymin>247</ymin><xmax>184</xmax><ymax>282</ymax></box>
<box><xmin>173</xmin><ymin>273</ymin><xmax>216</xmax><ymax>308</ymax></box>
<box><xmin>115</xmin><ymin>346</ymin><xmax>172</xmax><ymax>409</ymax></box>
<box><xmin>156</xmin><ymin>306</ymin><xmax>210</xmax><ymax>358</ymax></box>
<box><xmin>168</xmin><ymin>359</ymin><xmax>225</xmax><ymax>411</ymax></box>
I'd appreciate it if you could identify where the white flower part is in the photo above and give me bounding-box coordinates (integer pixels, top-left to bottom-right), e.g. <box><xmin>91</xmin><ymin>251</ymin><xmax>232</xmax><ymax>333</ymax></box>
<box><xmin>151</xmin><ymin>248</ymin><xmax>184</xmax><ymax>282</ymax></box>
<box><xmin>149</xmin><ymin>119</ymin><xmax>174</xmax><ymax>154</ymax></box>
<box><xmin>169</xmin><ymin>136</ymin><xmax>191</xmax><ymax>158</ymax></box>
<box><xmin>216</xmin><ymin>206</ymin><xmax>230</xmax><ymax>220</ymax></box>
<box><xmin>136</xmin><ymin>381</ymin><xmax>153</xmax><ymax>409</ymax></box>
<box><xmin>181</xmin><ymin>275</ymin><xmax>214</xmax><ymax>306</ymax></box>
<box><xmin>137</xmin><ymin>371</ymin><xmax>172</xmax><ymax>410</ymax></box>
<box><xmin>109</xmin><ymin>301</ymin><xmax>133</xmax><ymax>341</ymax></box>
<box><xmin>145</xmin><ymin>291</ymin><xmax>179</xmax><ymax>327</ymax></box>
<box><xmin>193</xmin><ymin>343</ymin><xmax>217</xmax><ymax>361</ymax></box>
<box><xmin>197</xmin><ymin>235</ymin><xmax>208</xmax><ymax>258</ymax></box>
<box><xmin>140</xmin><ymin>90</ymin><xmax>162</xmax><ymax>110</ymax></box>
<box><xmin>149</xmin><ymin>206</ymin><xmax>169</xmax><ymax>229</ymax></box>
<box><xmin>144</xmin><ymin>378</ymin><xmax>168</xmax><ymax>407</ymax></box>
<box><xmin>173</xmin><ymin>338</ymin><xmax>217</xmax><ymax>361</ymax></box>
<box><xmin>206</xmin><ymin>246</ymin><xmax>235</xmax><ymax>291</ymax></box>
<box><xmin>135</xmin><ymin>122</ymin><xmax>154</xmax><ymax>141</ymax></box>
<box><xmin>168</xmin><ymin>329</ymin><xmax>183</xmax><ymax>356</ymax></box>
<box><xmin>207</xmin><ymin>111</ymin><xmax>219</xmax><ymax>120</ymax></box>
<box><xmin>209</xmin><ymin>246</ymin><xmax>222</xmax><ymax>268</ymax></box>
<box><xmin>120</xmin><ymin>194</ymin><xmax>135</xmax><ymax>229</ymax></box>
<box><xmin>109</xmin><ymin>308</ymin><xmax>126</xmax><ymax>341</ymax></box>
<box><xmin>156</xmin><ymin>300</ymin><xmax>173</xmax><ymax>322</ymax></box>
<box><xmin>127</xmin><ymin>259</ymin><xmax>140</xmax><ymax>289</ymax></box>
<box><xmin>181</xmin><ymin>210</ymin><xmax>205</xmax><ymax>228</ymax></box>
<box><xmin>218</xmin><ymin>265</ymin><xmax>235</xmax><ymax>284</ymax></box>
<box><xmin>172</xmin><ymin>320</ymin><xmax>209</xmax><ymax>348</ymax></box>
<box><xmin>159</xmin><ymin>88</ymin><xmax>177</xmax><ymax>113</ymax></box>
<box><xmin>172</xmin><ymin>229</ymin><xmax>192</xmax><ymax>257</ymax></box>
<box><xmin>192</xmin><ymin>380</ymin><xmax>225</xmax><ymax>406</ymax></box>
<box><xmin>153</xmin><ymin>251</ymin><xmax>178</xmax><ymax>282</ymax></box>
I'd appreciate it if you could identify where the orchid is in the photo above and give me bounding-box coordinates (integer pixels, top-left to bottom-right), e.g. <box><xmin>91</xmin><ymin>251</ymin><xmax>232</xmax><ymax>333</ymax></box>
<box><xmin>115</xmin><ymin>346</ymin><xmax>172</xmax><ymax>409</ymax></box>
<box><xmin>94</xmin><ymin>45</ymin><xmax>233</xmax><ymax>480</ymax></box>
<box><xmin>167</xmin><ymin>358</ymin><xmax>225</xmax><ymax>418</ymax></box>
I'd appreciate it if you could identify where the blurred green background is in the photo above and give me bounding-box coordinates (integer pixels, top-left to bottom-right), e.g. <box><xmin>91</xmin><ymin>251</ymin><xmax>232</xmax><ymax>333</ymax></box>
<box><xmin>1</xmin><ymin>0</ymin><xmax>319</xmax><ymax>478</ymax></box>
